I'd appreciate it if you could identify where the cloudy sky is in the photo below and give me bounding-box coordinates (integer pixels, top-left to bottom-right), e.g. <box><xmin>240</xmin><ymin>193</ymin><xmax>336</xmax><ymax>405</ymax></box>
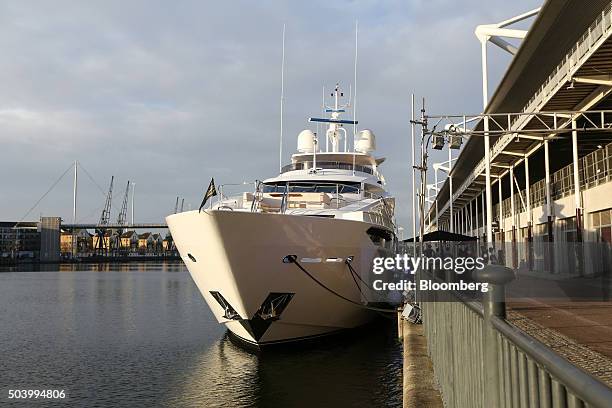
<box><xmin>1</xmin><ymin>0</ymin><xmax>541</xmax><ymax>231</ymax></box>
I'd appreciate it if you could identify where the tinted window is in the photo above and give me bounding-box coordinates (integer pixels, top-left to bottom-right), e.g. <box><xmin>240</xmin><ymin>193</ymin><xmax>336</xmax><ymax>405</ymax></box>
<box><xmin>262</xmin><ymin>182</ymin><xmax>360</xmax><ymax>194</ymax></box>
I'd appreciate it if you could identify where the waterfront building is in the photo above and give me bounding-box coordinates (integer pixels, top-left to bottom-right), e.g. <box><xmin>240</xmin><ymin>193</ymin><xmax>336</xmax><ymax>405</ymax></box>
<box><xmin>60</xmin><ymin>229</ymin><xmax>93</xmax><ymax>255</ymax></box>
<box><xmin>119</xmin><ymin>230</ymin><xmax>139</xmax><ymax>251</ymax></box>
<box><xmin>425</xmin><ymin>0</ymin><xmax>612</xmax><ymax>276</ymax></box>
<box><xmin>151</xmin><ymin>233</ymin><xmax>163</xmax><ymax>253</ymax></box>
<box><xmin>0</xmin><ymin>221</ymin><xmax>40</xmax><ymax>258</ymax></box>
<box><xmin>92</xmin><ymin>231</ymin><xmax>116</xmax><ymax>251</ymax></box>
<box><xmin>138</xmin><ymin>232</ymin><xmax>154</xmax><ymax>252</ymax></box>
<box><xmin>162</xmin><ymin>234</ymin><xmax>173</xmax><ymax>252</ymax></box>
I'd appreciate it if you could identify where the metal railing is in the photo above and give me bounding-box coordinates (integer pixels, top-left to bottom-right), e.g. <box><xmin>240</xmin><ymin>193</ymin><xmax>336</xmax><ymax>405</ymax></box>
<box><xmin>260</xmin><ymin>182</ymin><xmax>382</xmax><ymax>211</ymax></box>
<box><xmin>420</xmin><ymin>266</ymin><xmax>612</xmax><ymax>408</ymax></box>
<box><xmin>522</xmin><ymin>3</ymin><xmax>612</xmax><ymax>115</ymax></box>
<box><xmin>216</xmin><ymin>181</ymin><xmax>395</xmax><ymax>229</ymax></box>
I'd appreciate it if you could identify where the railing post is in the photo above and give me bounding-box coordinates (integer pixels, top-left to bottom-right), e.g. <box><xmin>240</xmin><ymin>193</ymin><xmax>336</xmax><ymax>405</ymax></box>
<box><xmin>474</xmin><ymin>265</ymin><xmax>516</xmax><ymax>408</ymax></box>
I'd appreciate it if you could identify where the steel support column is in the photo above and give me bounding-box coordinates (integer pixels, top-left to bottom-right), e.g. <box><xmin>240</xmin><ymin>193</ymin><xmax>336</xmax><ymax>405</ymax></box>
<box><xmin>449</xmin><ymin>148</ymin><xmax>454</xmax><ymax>234</ymax></box>
<box><xmin>544</xmin><ymin>140</ymin><xmax>555</xmax><ymax>273</ymax></box>
<box><xmin>572</xmin><ymin>118</ymin><xmax>584</xmax><ymax>276</ymax></box>
<box><xmin>481</xmin><ymin>38</ymin><xmax>493</xmax><ymax>248</ymax></box>
<box><xmin>481</xmin><ymin>191</ymin><xmax>486</xmax><ymax>241</ymax></box>
<box><xmin>498</xmin><ymin>178</ymin><xmax>503</xmax><ymax>237</ymax></box>
<box><xmin>544</xmin><ymin>140</ymin><xmax>553</xmax><ymax>242</ymax></box>
<box><xmin>525</xmin><ymin>156</ymin><xmax>533</xmax><ymax>270</ymax></box>
<box><xmin>434</xmin><ymin>169</ymin><xmax>439</xmax><ymax>231</ymax></box>
<box><xmin>572</xmin><ymin>119</ymin><xmax>582</xmax><ymax>242</ymax></box>
<box><xmin>510</xmin><ymin>165</ymin><xmax>517</xmax><ymax>268</ymax></box>
<box><xmin>469</xmin><ymin>200</ymin><xmax>474</xmax><ymax>236</ymax></box>
<box><xmin>476</xmin><ymin>195</ymin><xmax>480</xmax><ymax>237</ymax></box>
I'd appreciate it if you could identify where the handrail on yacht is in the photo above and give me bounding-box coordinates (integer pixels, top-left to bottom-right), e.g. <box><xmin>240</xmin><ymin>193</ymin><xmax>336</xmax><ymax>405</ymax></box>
<box><xmin>213</xmin><ymin>180</ymin><xmax>394</xmax><ymax>231</ymax></box>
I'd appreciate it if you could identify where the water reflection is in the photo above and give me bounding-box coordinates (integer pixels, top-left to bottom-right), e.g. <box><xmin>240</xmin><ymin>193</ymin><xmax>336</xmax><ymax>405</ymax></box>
<box><xmin>0</xmin><ymin>263</ymin><xmax>401</xmax><ymax>407</ymax></box>
<box><xmin>165</xmin><ymin>323</ymin><xmax>402</xmax><ymax>408</ymax></box>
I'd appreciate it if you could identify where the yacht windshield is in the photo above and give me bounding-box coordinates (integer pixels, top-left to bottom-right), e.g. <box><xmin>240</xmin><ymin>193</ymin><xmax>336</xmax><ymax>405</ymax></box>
<box><xmin>262</xmin><ymin>182</ymin><xmax>360</xmax><ymax>194</ymax></box>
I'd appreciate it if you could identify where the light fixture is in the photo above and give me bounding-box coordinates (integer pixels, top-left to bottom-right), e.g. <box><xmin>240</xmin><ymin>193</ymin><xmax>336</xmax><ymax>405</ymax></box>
<box><xmin>432</xmin><ymin>135</ymin><xmax>445</xmax><ymax>150</ymax></box>
<box><xmin>449</xmin><ymin>135</ymin><xmax>463</xmax><ymax>149</ymax></box>
<box><xmin>567</xmin><ymin>79</ymin><xmax>575</xmax><ymax>90</ymax></box>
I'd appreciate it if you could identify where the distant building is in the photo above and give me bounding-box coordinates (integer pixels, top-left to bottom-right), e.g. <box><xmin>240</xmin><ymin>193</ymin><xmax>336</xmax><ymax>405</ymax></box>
<box><xmin>138</xmin><ymin>232</ymin><xmax>153</xmax><ymax>252</ymax></box>
<box><xmin>162</xmin><ymin>233</ymin><xmax>173</xmax><ymax>252</ymax></box>
<box><xmin>60</xmin><ymin>229</ymin><xmax>93</xmax><ymax>255</ymax></box>
<box><xmin>93</xmin><ymin>231</ymin><xmax>116</xmax><ymax>251</ymax></box>
<box><xmin>119</xmin><ymin>231</ymin><xmax>139</xmax><ymax>251</ymax></box>
<box><xmin>0</xmin><ymin>221</ymin><xmax>40</xmax><ymax>258</ymax></box>
<box><xmin>151</xmin><ymin>233</ymin><xmax>163</xmax><ymax>253</ymax></box>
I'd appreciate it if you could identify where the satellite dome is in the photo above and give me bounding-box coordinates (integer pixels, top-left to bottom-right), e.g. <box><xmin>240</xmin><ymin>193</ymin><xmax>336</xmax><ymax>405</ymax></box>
<box><xmin>297</xmin><ymin>129</ymin><xmax>318</xmax><ymax>153</ymax></box>
<box><xmin>355</xmin><ymin>129</ymin><xmax>376</xmax><ymax>153</ymax></box>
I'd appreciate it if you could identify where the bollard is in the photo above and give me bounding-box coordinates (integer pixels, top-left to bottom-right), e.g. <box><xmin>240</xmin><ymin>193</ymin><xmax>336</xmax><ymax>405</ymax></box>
<box><xmin>474</xmin><ymin>264</ymin><xmax>515</xmax><ymax>408</ymax></box>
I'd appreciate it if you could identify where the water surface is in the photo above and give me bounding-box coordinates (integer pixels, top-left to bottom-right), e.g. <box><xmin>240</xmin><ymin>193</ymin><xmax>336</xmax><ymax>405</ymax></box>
<box><xmin>0</xmin><ymin>263</ymin><xmax>402</xmax><ymax>407</ymax></box>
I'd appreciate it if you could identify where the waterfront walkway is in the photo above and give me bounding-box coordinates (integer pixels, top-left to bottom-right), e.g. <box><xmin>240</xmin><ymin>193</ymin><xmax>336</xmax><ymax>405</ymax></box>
<box><xmin>508</xmin><ymin>301</ymin><xmax>612</xmax><ymax>386</ymax></box>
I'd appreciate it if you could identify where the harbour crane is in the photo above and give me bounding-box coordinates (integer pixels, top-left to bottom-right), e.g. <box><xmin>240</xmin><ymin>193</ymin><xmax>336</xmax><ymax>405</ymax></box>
<box><xmin>96</xmin><ymin>176</ymin><xmax>114</xmax><ymax>253</ymax></box>
<box><xmin>116</xmin><ymin>181</ymin><xmax>130</xmax><ymax>252</ymax></box>
<box><xmin>117</xmin><ymin>181</ymin><xmax>130</xmax><ymax>227</ymax></box>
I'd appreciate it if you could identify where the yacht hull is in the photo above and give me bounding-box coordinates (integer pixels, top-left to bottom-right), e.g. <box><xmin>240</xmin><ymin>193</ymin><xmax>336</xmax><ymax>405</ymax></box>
<box><xmin>166</xmin><ymin>210</ymin><xmax>389</xmax><ymax>346</ymax></box>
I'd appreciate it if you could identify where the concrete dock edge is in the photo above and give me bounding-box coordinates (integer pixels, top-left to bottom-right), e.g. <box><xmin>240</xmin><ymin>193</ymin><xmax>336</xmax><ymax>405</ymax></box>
<box><xmin>401</xmin><ymin>318</ymin><xmax>444</xmax><ymax>408</ymax></box>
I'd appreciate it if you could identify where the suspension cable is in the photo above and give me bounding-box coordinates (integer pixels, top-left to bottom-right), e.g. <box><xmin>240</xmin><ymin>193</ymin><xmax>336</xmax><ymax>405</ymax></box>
<box><xmin>77</xmin><ymin>162</ymin><xmax>108</xmax><ymax>197</ymax></box>
<box><xmin>15</xmin><ymin>162</ymin><xmax>74</xmax><ymax>227</ymax></box>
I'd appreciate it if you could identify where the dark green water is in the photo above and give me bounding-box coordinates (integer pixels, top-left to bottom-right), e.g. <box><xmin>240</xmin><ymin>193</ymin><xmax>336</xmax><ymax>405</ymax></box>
<box><xmin>0</xmin><ymin>263</ymin><xmax>402</xmax><ymax>407</ymax></box>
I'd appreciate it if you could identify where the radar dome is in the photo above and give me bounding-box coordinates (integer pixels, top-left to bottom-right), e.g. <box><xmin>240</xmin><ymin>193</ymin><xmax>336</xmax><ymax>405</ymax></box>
<box><xmin>355</xmin><ymin>129</ymin><xmax>376</xmax><ymax>153</ymax></box>
<box><xmin>297</xmin><ymin>129</ymin><xmax>318</xmax><ymax>153</ymax></box>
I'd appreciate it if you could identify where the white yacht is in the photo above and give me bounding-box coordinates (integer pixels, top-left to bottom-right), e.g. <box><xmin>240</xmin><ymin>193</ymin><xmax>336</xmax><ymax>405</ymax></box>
<box><xmin>167</xmin><ymin>85</ymin><xmax>397</xmax><ymax>347</ymax></box>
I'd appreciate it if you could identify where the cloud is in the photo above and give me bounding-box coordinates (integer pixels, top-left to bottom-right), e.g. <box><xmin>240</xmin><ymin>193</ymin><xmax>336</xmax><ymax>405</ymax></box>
<box><xmin>1</xmin><ymin>0</ymin><xmax>541</xmax><ymax>230</ymax></box>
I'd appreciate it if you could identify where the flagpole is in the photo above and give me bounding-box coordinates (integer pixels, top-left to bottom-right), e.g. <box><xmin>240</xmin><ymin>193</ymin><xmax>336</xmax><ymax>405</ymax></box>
<box><xmin>199</xmin><ymin>178</ymin><xmax>218</xmax><ymax>213</ymax></box>
<box><xmin>279</xmin><ymin>24</ymin><xmax>286</xmax><ymax>174</ymax></box>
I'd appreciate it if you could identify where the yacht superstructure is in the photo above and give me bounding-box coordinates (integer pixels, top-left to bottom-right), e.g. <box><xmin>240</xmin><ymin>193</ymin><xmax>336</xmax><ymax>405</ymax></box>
<box><xmin>167</xmin><ymin>84</ymin><xmax>397</xmax><ymax>346</ymax></box>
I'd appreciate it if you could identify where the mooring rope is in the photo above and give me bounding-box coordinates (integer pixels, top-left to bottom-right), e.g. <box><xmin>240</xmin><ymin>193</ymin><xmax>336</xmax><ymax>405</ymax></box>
<box><xmin>346</xmin><ymin>260</ymin><xmax>369</xmax><ymax>287</ymax></box>
<box><xmin>283</xmin><ymin>255</ymin><xmax>396</xmax><ymax>314</ymax></box>
<box><xmin>346</xmin><ymin>260</ymin><xmax>368</xmax><ymax>299</ymax></box>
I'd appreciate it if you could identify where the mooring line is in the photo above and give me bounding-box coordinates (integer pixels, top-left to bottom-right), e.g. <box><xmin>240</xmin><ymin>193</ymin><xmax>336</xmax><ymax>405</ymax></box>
<box><xmin>283</xmin><ymin>255</ymin><xmax>395</xmax><ymax>314</ymax></box>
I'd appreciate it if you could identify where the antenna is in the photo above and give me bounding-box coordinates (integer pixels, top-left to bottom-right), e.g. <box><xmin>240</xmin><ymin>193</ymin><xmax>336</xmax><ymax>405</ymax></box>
<box><xmin>352</xmin><ymin>20</ymin><xmax>358</xmax><ymax>175</ymax></box>
<box><xmin>353</xmin><ymin>20</ymin><xmax>358</xmax><ymax>140</ymax></box>
<box><xmin>279</xmin><ymin>23</ymin><xmax>286</xmax><ymax>174</ymax></box>
<box><xmin>322</xmin><ymin>86</ymin><xmax>327</xmax><ymax>151</ymax></box>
